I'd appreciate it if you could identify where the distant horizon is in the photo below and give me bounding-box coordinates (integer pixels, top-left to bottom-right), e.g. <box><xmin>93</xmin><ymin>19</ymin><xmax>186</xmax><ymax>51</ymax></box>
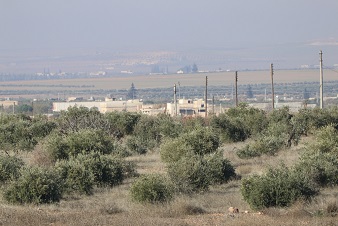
<box><xmin>1</xmin><ymin>0</ymin><xmax>338</xmax><ymax>74</ymax></box>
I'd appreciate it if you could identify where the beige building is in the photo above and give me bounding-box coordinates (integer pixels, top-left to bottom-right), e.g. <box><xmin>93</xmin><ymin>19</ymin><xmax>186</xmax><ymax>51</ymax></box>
<box><xmin>0</xmin><ymin>100</ymin><xmax>19</xmax><ymax>108</ymax></box>
<box><xmin>53</xmin><ymin>100</ymin><xmax>142</xmax><ymax>113</ymax></box>
<box><xmin>166</xmin><ymin>99</ymin><xmax>206</xmax><ymax>117</ymax></box>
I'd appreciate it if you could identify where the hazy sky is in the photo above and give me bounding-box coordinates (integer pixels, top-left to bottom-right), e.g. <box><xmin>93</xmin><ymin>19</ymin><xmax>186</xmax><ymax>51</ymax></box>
<box><xmin>1</xmin><ymin>0</ymin><xmax>338</xmax><ymax>69</ymax></box>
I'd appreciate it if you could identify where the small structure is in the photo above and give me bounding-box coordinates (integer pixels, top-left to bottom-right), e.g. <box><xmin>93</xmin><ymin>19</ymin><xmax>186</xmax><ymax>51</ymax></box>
<box><xmin>166</xmin><ymin>98</ymin><xmax>206</xmax><ymax>117</ymax></box>
<box><xmin>52</xmin><ymin>99</ymin><xmax>142</xmax><ymax>113</ymax></box>
<box><xmin>0</xmin><ymin>100</ymin><xmax>19</xmax><ymax>109</ymax></box>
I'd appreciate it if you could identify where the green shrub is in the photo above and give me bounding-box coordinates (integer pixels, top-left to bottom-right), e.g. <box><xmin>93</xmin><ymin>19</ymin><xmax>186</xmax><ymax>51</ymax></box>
<box><xmin>4</xmin><ymin>167</ymin><xmax>63</xmax><ymax>204</ymax></box>
<box><xmin>309</xmin><ymin>125</ymin><xmax>338</xmax><ymax>154</ymax></box>
<box><xmin>57</xmin><ymin>106</ymin><xmax>110</xmax><ymax>133</ymax></box>
<box><xmin>132</xmin><ymin>115</ymin><xmax>161</xmax><ymax>151</ymax></box>
<box><xmin>30</xmin><ymin>116</ymin><xmax>57</xmax><ymax>138</ymax></box>
<box><xmin>181</xmin><ymin>116</ymin><xmax>206</xmax><ymax>133</ymax></box>
<box><xmin>211</xmin><ymin>103</ymin><xmax>267</xmax><ymax>142</ymax></box>
<box><xmin>160</xmin><ymin>128</ymin><xmax>219</xmax><ymax>163</ymax></box>
<box><xmin>307</xmin><ymin>107</ymin><xmax>338</xmax><ymax>130</ymax></box>
<box><xmin>237</xmin><ymin>133</ymin><xmax>287</xmax><ymax>159</ymax></box>
<box><xmin>167</xmin><ymin>152</ymin><xmax>235</xmax><ymax>193</ymax></box>
<box><xmin>0</xmin><ymin>155</ymin><xmax>24</xmax><ymax>183</ymax></box>
<box><xmin>130</xmin><ymin>174</ymin><xmax>174</xmax><ymax>203</ymax></box>
<box><xmin>294</xmin><ymin>125</ymin><xmax>338</xmax><ymax>187</ymax></box>
<box><xmin>236</xmin><ymin>119</ymin><xmax>301</xmax><ymax>159</ymax></box>
<box><xmin>295</xmin><ymin>151</ymin><xmax>338</xmax><ymax>187</ymax></box>
<box><xmin>292</xmin><ymin>108</ymin><xmax>314</xmax><ymax>136</ymax></box>
<box><xmin>114</xmin><ymin>144</ymin><xmax>133</xmax><ymax>158</ymax></box>
<box><xmin>167</xmin><ymin>154</ymin><xmax>210</xmax><ymax>193</ymax></box>
<box><xmin>130</xmin><ymin>114</ymin><xmax>182</xmax><ymax>153</ymax></box>
<box><xmin>55</xmin><ymin>159</ymin><xmax>94</xmax><ymax>195</ymax></box>
<box><xmin>181</xmin><ymin>128</ymin><xmax>220</xmax><ymax>156</ymax></box>
<box><xmin>56</xmin><ymin>152</ymin><xmax>132</xmax><ymax>193</ymax></box>
<box><xmin>76</xmin><ymin>152</ymin><xmax>126</xmax><ymax>187</ymax></box>
<box><xmin>121</xmin><ymin>160</ymin><xmax>139</xmax><ymax>179</ymax></box>
<box><xmin>160</xmin><ymin>138</ymin><xmax>194</xmax><ymax>163</ymax></box>
<box><xmin>125</xmin><ymin>136</ymin><xmax>148</xmax><ymax>155</ymax></box>
<box><xmin>241</xmin><ymin>164</ymin><xmax>318</xmax><ymax>210</ymax></box>
<box><xmin>0</xmin><ymin>114</ymin><xmax>55</xmax><ymax>152</ymax></box>
<box><xmin>210</xmin><ymin>114</ymin><xmax>249</xmax><ymax>142</ymax></box>
<box><xmin>205</xmin><ymin>152</ymin><xmax>236</xmax><ymax>184</ymax></box>
<box><xmin>44</xmin><ymin>129</ymin><xmax>116</xmax><ymax>161</ymax></box>
<box><xmin>105</xmin><ymin>111</ymin><xmax>141</xmax><ymax>138</ymax></box>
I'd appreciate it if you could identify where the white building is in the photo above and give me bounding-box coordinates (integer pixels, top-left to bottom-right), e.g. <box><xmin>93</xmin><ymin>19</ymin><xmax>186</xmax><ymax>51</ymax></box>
<box><xmin>53</xmin><ymin>99</ymin><xmax>142</xmax><ymax>113</ymax></box>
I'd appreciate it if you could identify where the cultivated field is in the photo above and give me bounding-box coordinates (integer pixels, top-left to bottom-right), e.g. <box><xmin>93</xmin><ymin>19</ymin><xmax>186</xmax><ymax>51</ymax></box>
<box><xmin>0</xmin><ymin>69</ymin><xmax>337</xmax><ymax>93</ymax></box>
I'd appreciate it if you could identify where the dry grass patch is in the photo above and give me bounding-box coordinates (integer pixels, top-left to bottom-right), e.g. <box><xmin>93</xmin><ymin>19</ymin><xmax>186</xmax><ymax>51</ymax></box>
<box><xmin>26</xmin><ymin>145</ymin><xmax>54</xmax><ymax>168</ymax></box>
<box><xmin>126</xmin><ymin>151</ymin><xmax>167</xmax><ymax>175</ymax></box>
<box><xmin>222</xmin><ymin>136</ymin><xmax>310</xmax><ymax>177</ymax></box>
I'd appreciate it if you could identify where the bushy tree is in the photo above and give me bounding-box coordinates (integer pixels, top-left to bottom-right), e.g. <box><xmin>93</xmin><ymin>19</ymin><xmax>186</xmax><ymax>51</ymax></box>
<box><xmin>181</xmin><ymin>116</ymin><xmax>206</xmax><ymax>133</ymax></box>
<box><xmin>180</xmin><ymin>127</ymin><xmax>219</xmax><ymax>156</ymax></box>
<box><xmin>55</xmin><ymin>152</ymin><xmax>133</xmax><ymax>195</ymax></box>
<box><xmin>167</xmin><ymin>154</ymin><xmax>210</xmax><ymax>193</ymax></box>
<box><xmin>57</xmin><ymin>106</ymin><xmax>110</xmax><ymax>133</ymax></box>
<box><xmin>204</xmin><ymin>151</ymin><xmax>236</xmax><ymax>185</ymax></box>
<box><xmin>160</xmin><ymin>127</ymin><xmax>219</xmax><ymax>163</ymax></box>
<box><xmin>15</xmin><ymin>104</ymin><xmax>33</xmax><ymax>114</ymax></box>
<box><xmin>129</xmin><ymin>114</ymin><xmax>182</xmax><ymax>153</ymax></box>
<box><xmin>75</xmin><ymin>152</ymin><xmax>126</xmax><ymax>187</ymax></box>
<box><xmin>211</xmin><ymin>104</ymin><xmax>267</xmax><ymax>142</ymax></box>
<box><xmin>44</xmin><ymin>129</ymin><xmax>117</xmax><ymax>161</ymax></box>
<box><xmin>130</xmin><ymin>174</ymin><xmax>173</xmax><ymax>203</ymax></box>
<box><xmin>160</xmin><ymin>138</ymin><xmax>194</xmax><ymax>163</ymax></box>
<box><xmin>241</xmin><ymin>164</ymin><xmax>318</xmax><ymax>210</ymax></box>
<box><xmin>0</xmin><ymin>155</ymin><xmax>24</xmax><ymax>182</ymax></box>
<box><xmin>105</xmin><ymin>111</ymin><xmax>141</xmax><ymax>138</ymax></box>
<box><xmin>167</xmin><ymin>152</ymin><xmax>235</xmax><ymax>193</ymax></box>
<box><xmin>4</xmin><ymin>167</ymin><xmax>63</xmax><ymax>204</ymax></box>
<box><xmin>295</xmin><ymin>125</ymin><xmax>338</xmax><ymax>186</ymax></box>
<box><xmin>0</xmin><ymin>114</ymin><xmax>54</xmax><ymax>152</ymax></box>
<box><xmin>55</xmin><ymin>158</ymin><xmax>94</xmax><ymax>195</ymax></box>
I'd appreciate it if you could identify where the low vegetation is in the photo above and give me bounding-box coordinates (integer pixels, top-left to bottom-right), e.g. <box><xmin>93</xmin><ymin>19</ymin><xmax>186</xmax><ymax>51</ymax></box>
<box><xmin>0</xmin><ymin>105</ymin><xmax>337</xmax><ymax>225</ymax></box>
<box><xmin>130</xmin><ymin>174</ymin><xmax>173</xmax><ymax>203</ymax></box>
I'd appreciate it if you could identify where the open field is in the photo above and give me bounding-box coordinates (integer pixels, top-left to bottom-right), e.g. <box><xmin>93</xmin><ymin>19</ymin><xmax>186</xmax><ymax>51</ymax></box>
<box><xmin>1</xmin><ymin>69</ymin><xmax>338</xmax><ymax>100</ymax></box>
<box><xmin>0</xmin><ymin>69</ymin><xmax>337</xmax><ymax>91</ymax></box>
<box><xmin>0</xmin><ymin>137</ymin><xmax>337</xmax><ymax>226</ymax></box>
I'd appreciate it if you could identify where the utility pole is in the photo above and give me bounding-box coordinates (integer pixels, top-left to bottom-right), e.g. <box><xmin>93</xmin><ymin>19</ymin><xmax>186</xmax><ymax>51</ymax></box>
<box><xmin>205</xmin><ymin>76</ymin><xmax>208</xmax><ymax>118</ymax></box>
<box><xmin>231</xmin><ymin>84</ymin><xmax>234</xmax><ymax>100</ymax></box>
<box><xmin>212</xmin><ymin>95</ymin><xmax>215</xmax><ymax>115</ymax></box>
<box><xmin>235</xmin><ymin>71</ymin><xmax>238</xmax><ymax>107</ymax></box>
<box><xmin>174</xmin><ymin>84</ymin><xmax>177</xmax><ymax>116</ymax></box>
<box><xmin>178</xmin><ymin>81</ymin><xmax>181</xmax><ymax>100</ymax></box>
<box><xmin>319</xmin><ymin>50</ymin><xmax>324</xmax><ymax>109</ymax></box>
<box><xmin>270</xmin><ymin>64</ymin><xmax>275</xmax><ymax>110</ymax></box>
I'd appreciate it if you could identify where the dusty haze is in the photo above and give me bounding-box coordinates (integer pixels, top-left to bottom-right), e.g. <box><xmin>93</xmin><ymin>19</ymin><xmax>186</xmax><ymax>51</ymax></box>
<box><xmin>1</xmin><ymin>0</ymin><xmax>338</xmax><ymax>73</ymax></box>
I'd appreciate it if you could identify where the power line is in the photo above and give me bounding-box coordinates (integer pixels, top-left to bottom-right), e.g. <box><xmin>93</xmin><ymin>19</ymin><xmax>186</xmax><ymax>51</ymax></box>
<box><xmin>323</xmin><ymin>65</ymin><xmax>338</xmax><ymax>74</ymax></box>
